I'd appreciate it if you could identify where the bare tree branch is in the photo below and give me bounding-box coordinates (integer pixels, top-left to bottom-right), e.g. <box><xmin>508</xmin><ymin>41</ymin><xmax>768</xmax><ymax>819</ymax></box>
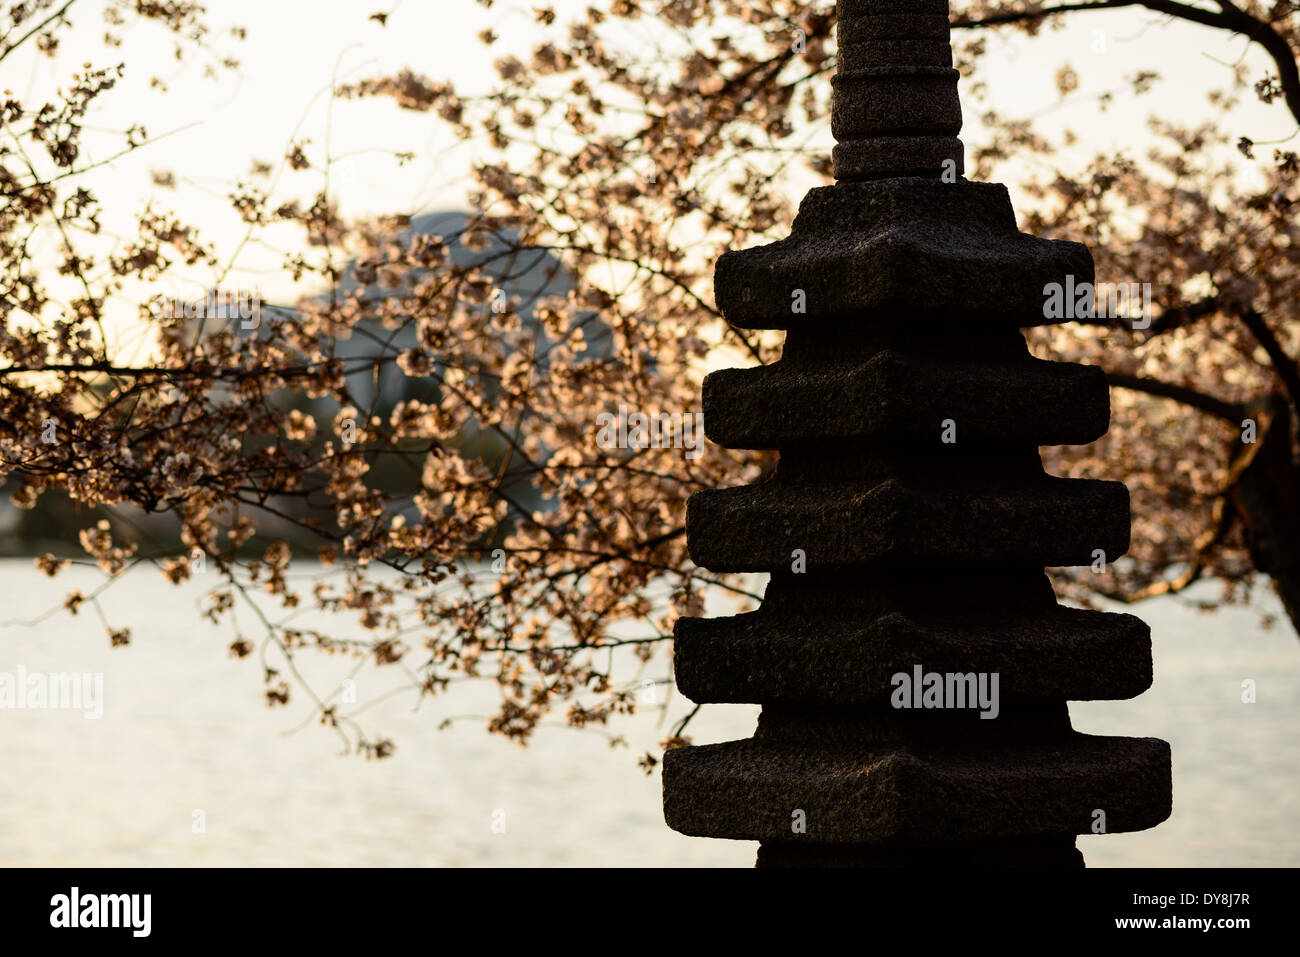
<box><xmin>1104</xmin><ymin>370</ymin><xmax>1247</xmax><ymax>421</ymax></box>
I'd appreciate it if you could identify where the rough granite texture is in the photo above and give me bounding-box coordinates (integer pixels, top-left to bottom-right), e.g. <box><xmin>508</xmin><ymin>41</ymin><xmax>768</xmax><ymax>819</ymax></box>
<box><xmin>712</xmin><ymin>179</ymin><xmax>1095</xmax><ymax>327</ymax></box>
<box><xmin>701</xmin><ymin>350</ymin><xmax>1111</xmax><ymax>448</ymax></box>
<box><xmin>661</xmin><ymin>0</ymin><xmax>1172</xmax><ymax>868</ymax></box>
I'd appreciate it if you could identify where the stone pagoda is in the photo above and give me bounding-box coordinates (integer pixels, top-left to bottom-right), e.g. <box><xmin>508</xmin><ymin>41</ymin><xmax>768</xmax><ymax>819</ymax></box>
<box><xmin>662</xmin><ymin>0</ymin><xmax>1172</xmax><ymax>867</ymax></box>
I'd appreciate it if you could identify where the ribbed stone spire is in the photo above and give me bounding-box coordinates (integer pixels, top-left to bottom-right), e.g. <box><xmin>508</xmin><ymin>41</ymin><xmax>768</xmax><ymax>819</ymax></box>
<box><xmin>833</xmin><ymin>0</ymin><xmax>964</xmax><ymax>179</ymax></box>
<box><xmin>662</xmin><ymin>0</ymin><xmax>1172</xmax><ymax>867</ymax></box>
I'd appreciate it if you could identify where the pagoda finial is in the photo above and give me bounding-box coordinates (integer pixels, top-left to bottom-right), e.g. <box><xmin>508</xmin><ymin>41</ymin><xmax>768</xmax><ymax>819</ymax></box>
<box><xmin>832</xmin><ymin>0</ymin><xmax>965</xmax><ymax>180</ymax></box>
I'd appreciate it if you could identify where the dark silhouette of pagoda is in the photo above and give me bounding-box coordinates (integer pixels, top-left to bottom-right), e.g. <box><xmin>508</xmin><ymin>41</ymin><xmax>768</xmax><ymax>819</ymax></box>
<box><xmin>663</xmin><ymin>0</ymin><xmax>1172</xmax><ymax>867</ymax></box>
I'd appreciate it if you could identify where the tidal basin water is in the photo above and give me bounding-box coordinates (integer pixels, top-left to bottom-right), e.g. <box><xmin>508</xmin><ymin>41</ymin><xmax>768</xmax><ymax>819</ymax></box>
<box><xmin>1</xmin><ymin>559</ymin><xmax>1297</xmax><ymax>866</ymax></box>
